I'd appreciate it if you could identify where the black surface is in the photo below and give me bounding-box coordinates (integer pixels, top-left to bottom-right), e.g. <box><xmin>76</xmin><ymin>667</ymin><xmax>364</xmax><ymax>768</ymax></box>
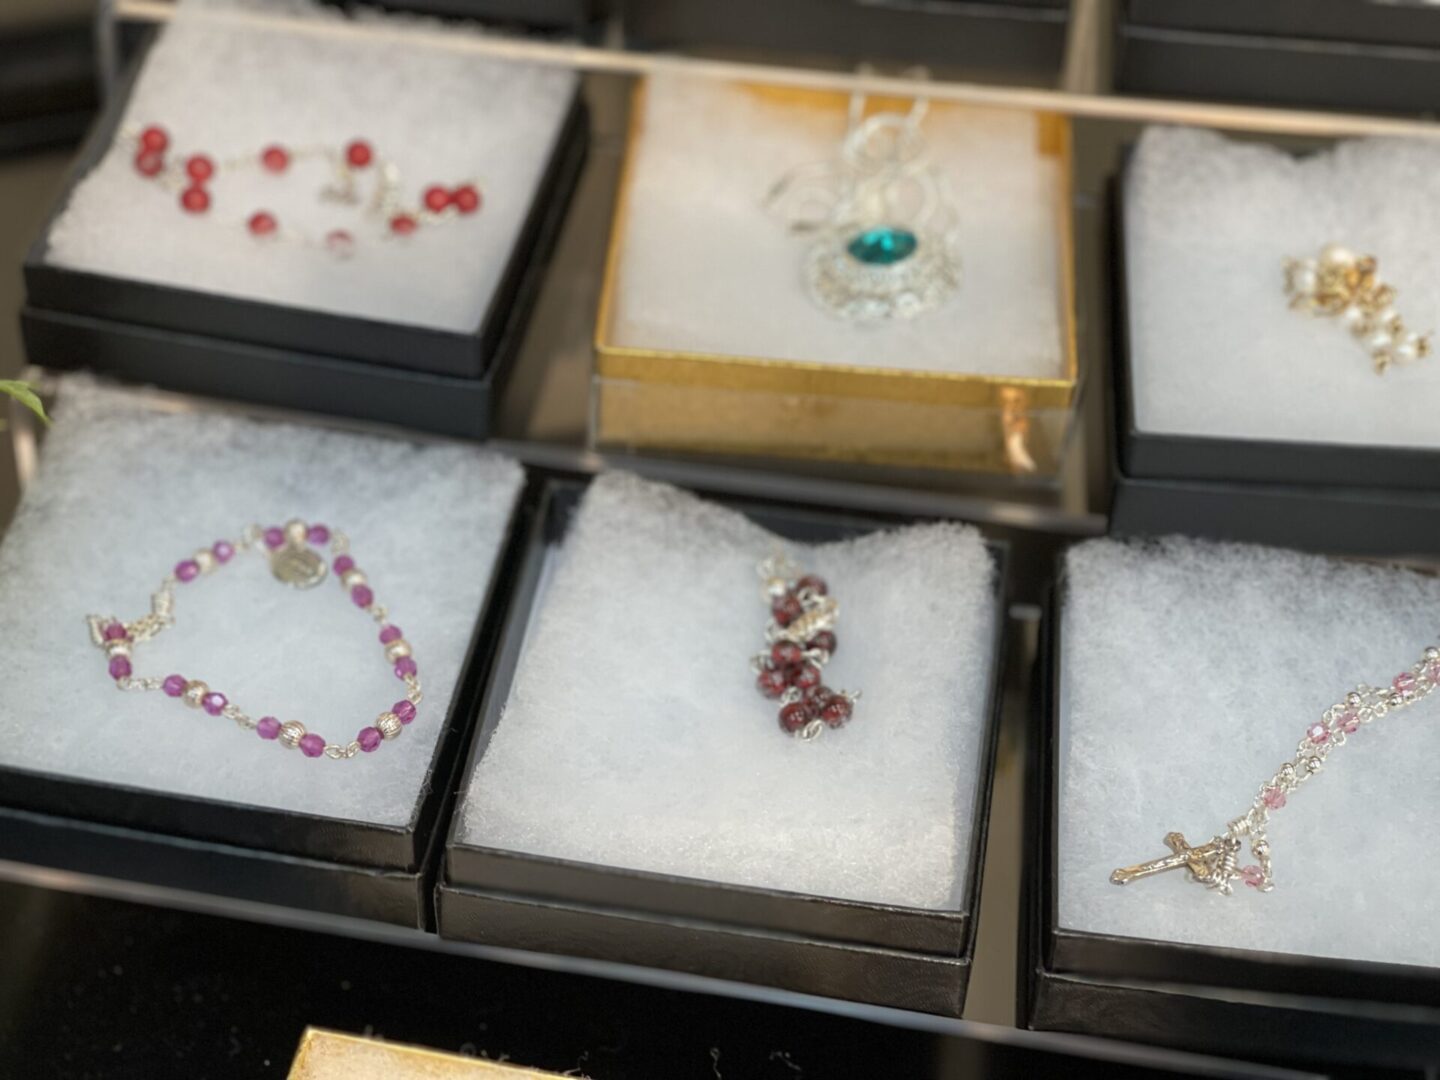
<box><xmin>0</xmin><ymin>879</ymin><xmax>1326</xmax><ymax>1079</ymax></box>
<box><xmin>1127</xmin><ymin>0</ymin><xmax>1440</xmax><ymax>49</ymax></box>
<box><xmin>328</xmin><ymin>0</ymin><xmax>604</xmax><ymax>31</ymax></box>
<box><xmin>1023</xmin><ymin>579</ymin><xmax>1440</xmax><ymax>1071</ymax></box>
<box><xmin>0</xmin><ymin>19</ymin><xmax>97</xmax><ymax>156</ymax></box>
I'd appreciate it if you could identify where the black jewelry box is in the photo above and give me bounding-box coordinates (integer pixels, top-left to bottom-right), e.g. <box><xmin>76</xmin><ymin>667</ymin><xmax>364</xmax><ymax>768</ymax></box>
<box><xmin>0</xmin><ymin>16</ymin><xmax>97</xmax><ymax>157</ymax></box>
<box><xmin>1115</xmin><ymin>1</ymin><xmax>1440</xmax><ymax>113</ymax></box>
<box><xmin>621</xmin><ymin>0</ymin><xmax>1069</xmax><ymax>79</ymax></box>
<box><xmin>1106</xmin><ymin>175</ymin><xmax>1440</xmax><ymax>558</ymax></box>
<box><xmin>437</xmin><ymin>474</ymin><xmax>1010</xmax><ymax>1016</ymax></box>
<box><xmin>0</xmin><ymin>474</ymin><xmax>532</xmax><ymax>931</ymax></box>
<box><xmin>1020</xmin><ymin>579</ymin><xmax>1440</xmax><ymax>1075</ymax></box>
<box><xmin>20</xmin><ymin>38</ymin><xmax>588</xmax><ymax>440</ymax></box>
<box><xmin>324</xmin><ymin>0</ymin><xmax>606</xmax><ymax>33</ymax></box>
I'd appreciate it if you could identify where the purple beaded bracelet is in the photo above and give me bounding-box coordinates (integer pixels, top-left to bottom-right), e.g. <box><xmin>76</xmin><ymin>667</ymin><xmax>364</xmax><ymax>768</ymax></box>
<box><xmin>86</xmin><ymin>519</ymin><xmax>422</xmax><ymax>760</ymax></box>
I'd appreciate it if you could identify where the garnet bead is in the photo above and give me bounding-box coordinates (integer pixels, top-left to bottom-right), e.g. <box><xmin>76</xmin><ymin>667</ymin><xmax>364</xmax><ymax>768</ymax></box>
<box><xmin>264</xmin><ymin>527</ymin><xmax>285</xmax><ymax>550</ymax></box>
<box><xmin>260</xmin><ymin>145</ymin><xmax>289</xmax><ymax>172</ymax></box>
<box><xmin>185</xmin><ymin>154</ymin><xmax>214</xmax><ymax>182</ymax></box>
<box><xmin>345</xmin><ymin>139</ymin><xmax>373</xmax><ymax>168</ymax></box>
<box><xmin>202</xmin><ymin>691</ymin><xmax>228</xmax><ymax>717</ymax></box>
<box><xmin>772</xmin><ymin>594</ymin><xmax>803</xmax><ymax>627</ymax></box>
<box><xmin>806</xmin><ymin>630</ymin><xmax>837</xmax><ymax>656</ymax></box>
<box><xmin>134</xmin><ymin>150</ymin><xmax>165</xmax><ymax>177</ymax></box>
<box><xmin>299</xmin><ymin>733</ymin><xmax>326</xmax><ymax>758</ymax></box>
<box><xmin>139</xmin><ymin>125</ymin><xmax>169</xmax><ymax>153</ymax></box>
<box><xmin>212</xmin><ymin>540</ymin><xmax>234</xmax><ymax>563</ymax></box>
<box><xmin>256</xmin><ymin>717</ymin><xmax>281</xmax><ymax>740</ymax></box>
<box><xmin>180</xmin><ymin>186</ymin><xmax>210</xmax><ymax>214</ymax></box>
<box><xmin>796</xmin><ymin>574</ymin><xmax>828</xmax><ymax>597</ymax></box>
<box><xmin>109</xmin><ymin>656</ymin><xmax>132</xmax><ymax>680</ymax></box>
<box><xmin>771</xmin><ymin>641</ymin><xmax>804</xmax><ymax>668</ymax></box>
<box><xmin>389</xmin><ymin>213</ymin><xmax>417</xmax><ymax>235</ymax></box>
<box><xmin>358</xmin><ymin>726</ymin><xmax>383</xmax><ymax>752</ymax></box>
<box><xmin>175</xmin><ymin>559</ymin><xmax>200</xmax><ymax>582</ymax></box>
<box><xmin>307</xmin><ymin>524</ymin><xmax>329</xmax><ymax>544</ymax></box>
<box><xmin>757</xmin><ymin>667</ymin><xmax>788</xmax><ymax>698</ymax></box>
<box><xmin>821</xmin><ymin>696</ymin><xmax>853</xmax><ymax>727</ymax></box>
<box><xmin>423</xmin><ymin>185</ymin><xmax>450</xmax><ymax>212</ymax></box>
<box><xmin>393</xmin><ymin>700</ymin><xmax>417</xmax><ymax>724</ymax></box>
<box><xmin>394</xmin><ymin>656</ymin><xmax>418</xmax><ymax>679</ymax></box>
<box><xmin>352</xmin><ymin>584</ymin><xmax>375</xmax><ymax>608</ymax></box>
<box><xmin>247</xmin><ymin>211</ymin><xmax>277</xmax><ymax>237</ymax></box>
<box><xmin>163</xmin><ymin>675</ymin><xmax>187</xmax><ymax>697</ymax></box>
<box><xmin>790</xmin><ymin>663</ymin><xmax>822</xmax><ymax>691</ymax></box>
<box><xmin>333</xmin><ymin>554</ymin><xmax>355</xmax><ymax>575</ymax></box>
<box><xmin>380</xmin><ymin>625</ymin><xmax>403</xmax><ymax>644</ymax></box>
<box><xmin>452</xmin><ymin>184</ymin><xmax>481</xmax><ymax>214</ymax></box>
<box><xmin>103</xmin><ymin>622</ymin><xmax>129</xmax><ymax>642</ymax></box>
<box><xmin>779</xmin><ymin>701</ymin><xmax>812</xmax><ymax>733</ymax></box>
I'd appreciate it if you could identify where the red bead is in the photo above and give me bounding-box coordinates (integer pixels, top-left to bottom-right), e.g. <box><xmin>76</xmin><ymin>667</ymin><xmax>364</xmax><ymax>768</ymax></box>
<box><xmin>134</xmin><ymin>150</ymin><xmax>165</xmax><ymax>177</ymax></box>
<box><xmin>423</xmin><ymin>185</ymin><xmax>451</xmax><ymax>212</ymax></box>
<box><xmin>247</xmin><ymin>211</ymin><xmax>277</xmax><ymax>236</ymax></box>
<box><xmin>796</xmin><ymin>574</ymin><xmax>828</xmax><ymax>597</ymax></box>
<box><xmin>806</xmin><ymin>630</ymin><xmax>837</xmax><ymax>656</ymax></box>
<box><xmin>140</xmin><ymin>125</ymin><xmax>169</xmax><ymax>153</ymax></box>
<box><xmin>452</xmin><ymin>184</ymin><xmax>481</xmax><ymax>214</ymax></box>
<box><xmin>180</xmin><ymin>186</ymin><xmax>210</xmax><ymax>214</ymax></box>
<box><xmin>389</xmin><ymin>213</ymin><xmax>417</xmax><ymax>235</ymax></box>
<box><xmin>771</xmin><ymin>641</ymin><xmax>804</xmax><ymax>668</ymax></box>
<box><xmin>821</xmin><ymin>696</ymin><xmax>853</xmax><ymax>727</ymax></box>
<box><xmin>325</xmin><ymin>229</ymin><xmax>355</xmax><ymax>258</ymax></box>
<box><xmin>756</xmin><ymin>668</ymin><xmax>788</xmax><ymax>699</ymax></box>
<box><xmin>772</xmin><ymin>594</ymin><xmax>803</xmax><ymax>627</ymax></box>
<box><xmin>779</xmin><ymin>702</ymin><xmax>812</xmax><ymax>734</ymax></box>
<box><xmin>805</xmin><ymin>684</ymin><xmax>832</xmax><ymax>703</ymax></box>
<box><xmin>260</xmin><ymin>145</ymin><xmax>289</xmax><ymax>172</ymax></box>
<box><xmin>345</xmin><ymin>139</ymin><xmax>373</xmax><ymax>168</ymax></box>
<box><xmin>789</xmin><ymin>663</ymin><xmax>822</xmax><ymax>691</ymax></box>
<box><xmin>185</xmin><ymin>154</ymin><xmax>214</xmax><ymax>182</ymax></box>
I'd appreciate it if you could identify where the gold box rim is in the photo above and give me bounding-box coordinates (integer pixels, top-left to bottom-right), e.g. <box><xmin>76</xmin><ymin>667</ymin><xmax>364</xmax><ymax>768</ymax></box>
<box><xmin>594</xmin><ymin>78</ymin><xmax>1081</xmax><ymax>412</ymax></box>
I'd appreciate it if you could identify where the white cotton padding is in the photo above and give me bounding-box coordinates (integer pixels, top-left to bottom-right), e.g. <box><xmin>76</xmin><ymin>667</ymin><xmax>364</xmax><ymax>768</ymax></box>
<box><xmin>459</xmin><ymin>472</ymin><xmax>1000</xmax><ymax>910</ymax></box>
<box><xmin>1058</xmin><ymin>536</ymin><xmax>1440</xmax><ymax>967</ymax></box>
<box><xmin>1125</xmin><ymin>125</ymin><xmax>1440</xmax><ymax>449</ymax></box>
<box><xmin>609</xmin><ymin>75</ymin><xmax>1067</xmax><ymax>378</ymax></box>
<box><xmin>0</xmin><ymin>376</ymin><xmax>524</xmax><ymax>828</ymax></box>
<box><xmin>41</xmin><ymin>0</ymin><xmax>578</xmax><ymax>333</ymax></box>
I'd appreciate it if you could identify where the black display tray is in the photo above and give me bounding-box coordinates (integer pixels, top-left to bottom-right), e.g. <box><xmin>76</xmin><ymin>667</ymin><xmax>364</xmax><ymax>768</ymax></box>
<box><xmin>1021</xmin><ymin>578</ymin><xmax>1440</xmax><ymax>1072</ymax></box>
<box><xmin>1111</xmin><ymin>176</ymin><xmax>1440</xmax><ymax>494</ymax></box>
<box><xmin>439</xmin><ymin>473</ymin><xmax>1010</xmax><ymax>1014</ymax></box>
<box><xmin>0</xmin><ymin>17</ymin><xmax>97</xmax><ymax>156</ymax></box>
<box><xmin>0</xmin><ymin>465</ymin><xmax>533</xmax><ymax>928</ymax></box>
<box><xmin>23</xmin><ymin>33</ymin><xmax>587</xmax><ymax>400</ymax></box>
<box><xmin>328</xmin><ymin>0</ymin><xmax>604</xmax><ymax>32</ymax></box>
<box><xmin>1127</xmin><ymin>0</ymin><xmax>1440</xmax><ymax>50</ymax></box>
<box><xmin>622</xmin><ymin>0</ymin><xmax>1068</xmax><ymax>77</ymax></box>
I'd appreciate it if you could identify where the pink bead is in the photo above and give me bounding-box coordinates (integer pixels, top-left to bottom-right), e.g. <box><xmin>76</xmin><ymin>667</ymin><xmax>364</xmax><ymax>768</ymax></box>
<box><xmin>394</xmin><ymin>699</ymin><xmax>416</xmax><ymax>724</ymax></box>
<box><xmin>307</xmin><ymin>524</ymin><xmax>329</xmax><ymax>544</ymax></box>
<box><xmin>379</xmin><ymin>625</ymin><xmax>403</xmax><ymax>644</ymax></box>
<box><xmin>175</xmin><ymin>559</ymin><xmax>200</xmax><ymax>582</ymax></box>
<box><xmin>163</xmin><ymin>674</ymin><xmax>187</xmax><ymax>697</ymax></box>
<box><xmin>212</xmin><ymin>540</ymin><xmax>234</xmax><ymax>563</ymax></box>
<box><xmin>299</xmin><ymin>733</ymin><xmax>325</xmax><ymax>758</ymax></box>
<box><xmin>358</xmin><ymin>726</ymin><xmax>383</xmax><ymax>752</ymax></box>
<box><xmin>1338</xmin><ymin>709</ymin><xmax>1360</xmax><ymax>734</ymax></box>
<box><xmin>334</xmin><ymin>555</ymin><xmax>355</xmax><ymax>575</ymax></box>
<box><xmin>108</xmin><ymin>655</ymin><xmax>131</xmax><ymax>680</ymax></box>
<box><xmin>201</xmin><ymin>691</ymin><xmax>227</xmax><ymax>716</ymax></box>
<box><xmin>394</xmin><ymin>656</ymin><xmax>417</xmax><ymax>679</ymax></box>
<box><xmin>103</xmin><ymin>622</ymin><xmax>128</xmax><ymax>641</ymax></box>
<box><xmin>351</xmin><ymin>584</ymin><xmax>374</xmax><ymax>608</ymax></box>
<box><xmin>263</xmin><ymin>527</ymin><xmax>285</xmax><ymax>550</ymax></box>
<box><xmin>256</xmin><ymin>717</ymin><xmax>281</xmax><ymax>740</ymax></box>
<box><xmin>1240</xmin><ymin>865</ymin><xmax>1265</xmax><ymax>889</ymax></box>
<box><xmin>1306</xmin><ymin>722</ymin><xmax>1329</xmax><ymax>744</ymax></box>
<box><xmin>1262</xmin><ymin>786</ymin><xmax>1287</xmax><ymax>810</ymax></box>
<box><xmin>1394</xmin><ymin>672</ymin><xmax>1417</xmax><ymax>695</ymax></box>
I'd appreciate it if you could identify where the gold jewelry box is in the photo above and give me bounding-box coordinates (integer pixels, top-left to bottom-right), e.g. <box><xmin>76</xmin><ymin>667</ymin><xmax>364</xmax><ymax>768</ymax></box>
<box><xmin>289</xmin><ymin>1028</ymin><xmax>562</xmax><ymax>1079</ymax></box>
<box><xmin>592</xmin><ymin>78</ymin><xmax>1079</xmax><ymax>475</ymax></box>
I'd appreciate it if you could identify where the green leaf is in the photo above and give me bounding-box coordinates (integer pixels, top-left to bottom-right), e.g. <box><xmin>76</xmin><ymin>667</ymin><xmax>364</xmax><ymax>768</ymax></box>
<box><xmin>0</xmin><ymin>380</ymin><xmax>50</xmax><ymax>426</ymax></box>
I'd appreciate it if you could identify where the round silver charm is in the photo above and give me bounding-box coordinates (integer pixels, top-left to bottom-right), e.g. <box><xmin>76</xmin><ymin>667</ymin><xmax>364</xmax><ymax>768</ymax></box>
<box><xmin>271</xmin><ymin>545</ymin><xmax>327</xmax><ymax>589</ymax></box>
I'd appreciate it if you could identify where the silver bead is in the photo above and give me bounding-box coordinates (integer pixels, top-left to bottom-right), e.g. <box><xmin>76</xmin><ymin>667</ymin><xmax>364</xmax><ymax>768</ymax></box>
<box><xmin>279</xmin><ymin>721</ymin><xmax>306</xmax><ymax>748</ymax></box>
<box><xmin>384</xmin><ymin>640</ymin><xmax>412</xmax><ymax>663</ymax></box>
<box><xmin>340</xmin><ymin>569</ymin><xmax>367</xmax><ymax>590</ymax></box>
<box><xmin>377</xmin><ymin>712</ymin><xmax>402</xmax><ymax>740</ymax></box>
<box><xmin>284</xmin><ymin>519</ymin><xmax>308</xmax><ymax>545</ymax></box>
<box><xmin>1425</xmin><ymin>646</ymin><xmax>1439</xmax><ymax>661</ymax></box>
<box><xmin>194</xmin><ymin>549</ymin><xmax>216</xmax><ymax>573</ymax></box>
<box><xmin>105</xmin><ymin>640</ymin><xmax>131</xmax><ymax>659</ymax></box>
<box><xmin>183</xmin><ymin>680</ymin><xmax>209</xmax><ymax>708</ymax></box>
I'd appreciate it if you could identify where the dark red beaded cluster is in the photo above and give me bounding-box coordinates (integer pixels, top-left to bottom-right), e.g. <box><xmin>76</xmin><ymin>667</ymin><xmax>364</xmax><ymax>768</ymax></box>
<box><xmin>753</xmin><ymin>565</ymin><xmax>856</xmax><ymax>739</ymax></box>
<box><xmin>127</xmin><ymin>124</ymin><xmax>482</xmax><ymax>252</ymax></box>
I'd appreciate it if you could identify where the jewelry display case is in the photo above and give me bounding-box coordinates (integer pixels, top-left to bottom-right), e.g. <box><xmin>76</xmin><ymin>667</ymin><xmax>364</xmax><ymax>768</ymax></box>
<box><xmin>1024</xmin><ymin>539</ymin><xmax>1440</xmax><ymax>1074</ymax></box>
<box><xmin>439</xmin><ymin>473</ymin><xmax>1009</xmax><ymax>1014</ymax></box>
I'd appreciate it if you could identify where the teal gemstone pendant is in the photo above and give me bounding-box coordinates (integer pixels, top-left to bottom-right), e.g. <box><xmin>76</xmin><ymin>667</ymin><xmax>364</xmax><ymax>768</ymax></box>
<box><xmin>846</xmin><ymin>226</ymin><xmax>918</xmax><ymax>266</ymax></box>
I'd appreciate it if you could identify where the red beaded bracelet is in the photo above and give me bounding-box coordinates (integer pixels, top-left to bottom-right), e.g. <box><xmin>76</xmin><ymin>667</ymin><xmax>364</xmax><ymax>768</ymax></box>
<box><xmin>87</xmin><ymin>520</ymin><xmax>421</xmax><ymax>760</ymax></box>
<box><xmin>753</xmin><ymin>554</ymin><xmax>858</xmax><ymax>739</ymax></box>
<box><xmin>127</xmin><ymin>123</ymin><xmax>482</xmax><ymax>257</ymax></box>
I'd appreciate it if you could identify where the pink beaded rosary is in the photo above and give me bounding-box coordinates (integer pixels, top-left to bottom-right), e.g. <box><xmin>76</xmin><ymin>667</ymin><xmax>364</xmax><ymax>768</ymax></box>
<box><xmin>126</xmin><ymin>123</ymin><xmax>482</xmax><ymax>257</ymax></box>
<box><xmin>1111</xmin><ymin>644</ymin><xmax>1439</xmax><ymax>894</ymax></box>
<box><xmin>752</xmin><ymin>554</ymin><xmax>859</xmax><ymax>739</ymax></box>
<box><xmin>87</xmin><ymin>520</ymin><xmax>421</xmax><ymax>760</ymax></box>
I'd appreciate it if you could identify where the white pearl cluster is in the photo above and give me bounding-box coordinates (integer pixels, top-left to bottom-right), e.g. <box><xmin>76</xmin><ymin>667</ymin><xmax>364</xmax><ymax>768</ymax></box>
<box><xmin>1283</xmin><ymin>244</ymin><xmax>1432</xmax><ymax>374</ymax></box>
